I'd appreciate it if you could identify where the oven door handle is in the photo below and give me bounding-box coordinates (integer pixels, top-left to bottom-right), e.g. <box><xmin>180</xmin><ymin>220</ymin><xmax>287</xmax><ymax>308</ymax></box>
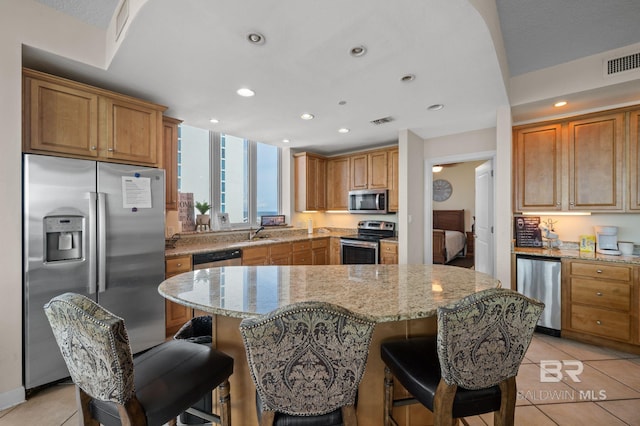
<box><xmin>340</xmin><ymin>239</ymin><xmax>379</xmax><ymax>249</ymax></box>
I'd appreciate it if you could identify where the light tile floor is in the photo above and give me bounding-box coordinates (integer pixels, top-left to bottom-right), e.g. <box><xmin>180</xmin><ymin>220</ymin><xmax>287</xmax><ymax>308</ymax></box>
<box><xmin>1</xmin><ymin>334</ymin><xmax>639</xmax><ymax>426</ymax></box>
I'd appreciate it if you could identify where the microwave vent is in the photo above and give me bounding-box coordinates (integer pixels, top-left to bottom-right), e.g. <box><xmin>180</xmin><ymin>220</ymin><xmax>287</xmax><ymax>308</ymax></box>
<box><xmin>604</xmin><ymin>51</ymin><xmax>640</xmax><ymax>77</ymax></box>
<box><xmin>370</xmin><ymin>116</ymin><xmax>394</xmax><ymax>125</ymax></box>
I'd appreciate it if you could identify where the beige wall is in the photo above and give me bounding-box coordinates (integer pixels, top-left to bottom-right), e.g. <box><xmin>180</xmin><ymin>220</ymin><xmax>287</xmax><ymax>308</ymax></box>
<box><xmin>0</xmin><ymin>0</ymin><xmax>110</xmax><ymax>407</ymax></box>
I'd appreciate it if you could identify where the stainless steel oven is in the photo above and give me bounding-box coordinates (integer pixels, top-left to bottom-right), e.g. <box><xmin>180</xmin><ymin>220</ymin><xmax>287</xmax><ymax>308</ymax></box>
<box><xmin>340</xmin><ymin>221</ymin><xmax>395</xmax><ymax>264</ymax></box>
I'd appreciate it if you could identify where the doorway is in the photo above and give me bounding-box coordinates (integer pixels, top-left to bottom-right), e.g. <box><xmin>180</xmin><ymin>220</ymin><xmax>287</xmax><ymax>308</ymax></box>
<box><xmin>426</xmin><ymin>152</ymin><xmax>495</xmax><ymax>274</ymax></box>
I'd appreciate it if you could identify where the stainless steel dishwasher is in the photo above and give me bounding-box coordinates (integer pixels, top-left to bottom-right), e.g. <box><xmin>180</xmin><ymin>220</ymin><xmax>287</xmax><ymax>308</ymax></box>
<box><xmin>516</xmin><ymin>255</ymin><xmax>561</xmax><ymax>336</ymax></box>
<box><xmin>192</xmin><ymin>249</ymin><xmax>242</xmax><ymax>269</ymax></box>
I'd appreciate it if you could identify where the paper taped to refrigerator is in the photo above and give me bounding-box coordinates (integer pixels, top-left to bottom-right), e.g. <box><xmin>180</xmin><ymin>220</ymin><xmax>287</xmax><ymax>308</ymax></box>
<box><xmin>122</xmin><ymin>176</ymin><xmax>152</xmax><ymax>208</ymax></box>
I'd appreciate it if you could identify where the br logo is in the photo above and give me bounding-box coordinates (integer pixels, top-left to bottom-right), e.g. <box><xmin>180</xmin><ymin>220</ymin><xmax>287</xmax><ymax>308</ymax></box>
<box><xmin>540</xmin><ymin>360</ymin><xmax>583</xmax><ymax>383</ymax></box>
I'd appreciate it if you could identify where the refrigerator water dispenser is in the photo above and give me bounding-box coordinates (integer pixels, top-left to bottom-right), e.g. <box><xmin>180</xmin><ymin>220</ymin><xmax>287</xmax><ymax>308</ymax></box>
<box><xmin>44</xmin><ymin>216</ymin><xmax>83</xmax><ymax>262</ymax></box>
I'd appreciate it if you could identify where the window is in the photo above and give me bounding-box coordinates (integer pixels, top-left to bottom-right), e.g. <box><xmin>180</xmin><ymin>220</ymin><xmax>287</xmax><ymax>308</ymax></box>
<box><xmin>178</xmin><ymin>125</ymin><xmax>280</xmax><ymax>228</ymax></box>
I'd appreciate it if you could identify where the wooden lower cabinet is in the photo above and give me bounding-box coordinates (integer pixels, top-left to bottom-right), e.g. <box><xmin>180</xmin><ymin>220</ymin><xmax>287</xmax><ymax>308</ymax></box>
<box><xmin>165</xmin><ymin>255</ymin><xmax>193</xmax><ymax>337</ymax></box>
<box><xmin>269</xmin><ymin>243</ymin><xmax>292</xmax><ymax>265</ymax></box>
<box><xmin>242</xmin><ymin>246</ymin><xmax>270</xmax><ymax>265</ymax></box>
<box><xmin>292</xmin><ymin>241</ymin><xmax>313</xmax><ymax>265</ymax></box>
<box><xmin>312</xmin><ymin>238</ymin><xmax>329</xmax><ymax>265</ymax></box>
<box><xmin>561</xmin><ymin>259</ymin><xmax>639</xmax><ymax>353</ymax></box>
<box><xmin>330</xmin><ymin>237</ymin><xmax>342</xmax><ymax>265</ymax></box>
<box><xmin>380</xmin><ymin>241</ymin><xmax>398</xmax><ymax>264</ymax></box>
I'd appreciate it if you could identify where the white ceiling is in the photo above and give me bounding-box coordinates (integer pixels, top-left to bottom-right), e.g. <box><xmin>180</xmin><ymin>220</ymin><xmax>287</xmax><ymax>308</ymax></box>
<box><xmin>27</xmin><ymin>0</ymin><xmax>640</xmax><ymax>155</ymax></box>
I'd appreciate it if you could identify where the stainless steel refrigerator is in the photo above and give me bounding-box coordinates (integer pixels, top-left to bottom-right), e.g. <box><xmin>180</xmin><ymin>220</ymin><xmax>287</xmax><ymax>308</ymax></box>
<box><xmin>23</xmin><ymin>154</ymin><xmax>166</xmax><ymax>389</ymax></box>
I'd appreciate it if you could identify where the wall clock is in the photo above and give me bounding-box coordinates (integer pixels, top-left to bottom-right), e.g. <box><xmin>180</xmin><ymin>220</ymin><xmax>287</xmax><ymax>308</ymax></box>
<box><xmin>433</xmin><ymin>179</ymin><xmax>453</xmax><ymax>202</ymax></box>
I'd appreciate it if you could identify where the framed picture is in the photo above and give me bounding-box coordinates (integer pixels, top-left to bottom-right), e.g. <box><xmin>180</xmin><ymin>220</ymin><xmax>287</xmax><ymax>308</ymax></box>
<box><xmin>214</xmin><ymin>212</ymin><xmax>231</xmax><ymax>230</ymax></box>
<box><xmin>261</xmin><ymin>215</ymin><xmax>286</xmax><ymax>226</ymax></box>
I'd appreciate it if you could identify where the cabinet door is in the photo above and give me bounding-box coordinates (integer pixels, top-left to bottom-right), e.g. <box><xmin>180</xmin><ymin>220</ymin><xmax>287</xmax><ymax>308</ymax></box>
<box><xmin>387</xmin><ymin>148</ymin><xmax>399</xmax><ymax>212</ymax></box>
<box><xmin>350</xmin><ymin>154</ymin><xmax>369</xmax><ymax>190</ymax></box>
<box><xmin>568</xmin><ymin>113</ymin><xmax>624</xmax><ymax>211</ymax></box>
<box><xmin>513</xmin><ymin>124</ymin><xmax>562</xmax><ymax>211</ymax></box>
<box><xmin>294</xmin><ymin>153</ymin><xmax>326</xmax><ymax>211</ymax></box>
<box><xmin>330</xmin><ymin>238</ymin><xmax>341</xmax><ymax>265</ymax></box>
<box><xmin>165</xmin><ymin>255</ymin><xmax>193</xmax><ymax>337</ymax></box>
<box><xmin>242</xmin><ymin>246</ymin><xmax>269</xmax><ymax>265</ymax></box>
<box><xmin>163</xmin><ymin>117</ymin><xmax>182</xmax><ymax>211</ymax></box>
<box><xmin>368</xmin><ymin>150</ymin><xmax>388</xmax><ymax>188</ymax></box>
<box><xmin>269</xmin><ymin>243</ymin><xmax>292</xmax><ymax>265</ymax></box>
<box><xmin>327</xmin><ymin>157</ymin><xmax>350</xmax><ymax>210</ymax></box>
<box><xmin>100</xmin><ymin>96</ymin><xmax>162</xmax><ymax>166</ymax></box>
<box><xmin>25</xmin><ymin>76</ymin><xmax>99</xmax><ymax>157</ymax></box>
<box><xmin>380</xmin><ymin>242</ymin><xmax>398</xmax><ymax>264</ymax></box>
<box><xmin>629</xmin><ymin>110</ymin><xmax>640</xmax><ymax>211</ymax></box>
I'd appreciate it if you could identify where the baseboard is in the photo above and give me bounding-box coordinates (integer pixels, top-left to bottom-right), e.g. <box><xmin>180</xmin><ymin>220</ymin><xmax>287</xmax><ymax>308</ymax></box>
<box><xmin>0</xmin><ymin>386</ymin><xmax>25</xmax><ymax>411</ymax></box>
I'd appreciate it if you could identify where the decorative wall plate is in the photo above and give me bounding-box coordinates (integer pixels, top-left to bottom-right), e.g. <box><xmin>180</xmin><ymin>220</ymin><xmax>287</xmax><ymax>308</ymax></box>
<box><xmin>433</xmin><ymin>179</ymin><xmax>453</xmax><ymax>201</ymax></box>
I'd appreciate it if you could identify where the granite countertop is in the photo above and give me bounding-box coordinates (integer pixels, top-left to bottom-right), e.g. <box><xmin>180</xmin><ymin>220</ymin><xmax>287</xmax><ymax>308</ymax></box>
<box><xmin>166</xmin><ymin>230</ymin><xmax>351</xmax><ymax>257</ymax></box>
<box><xmin>158</xmin><ymin>264</ymin><xmax>500</xmax><ymax>322</ymax></box>
<box><xmin>513</xmin><ymin>246</ymin><xmax>640</xmax><ymax>265</ymax></box>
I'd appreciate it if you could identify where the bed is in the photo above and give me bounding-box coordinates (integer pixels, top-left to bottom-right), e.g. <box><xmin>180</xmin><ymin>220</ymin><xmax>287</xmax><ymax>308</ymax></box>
<box><xmin>433</xmin><ymin>209</ymin><xmax>467</xmax><ymax>264</ymax></box>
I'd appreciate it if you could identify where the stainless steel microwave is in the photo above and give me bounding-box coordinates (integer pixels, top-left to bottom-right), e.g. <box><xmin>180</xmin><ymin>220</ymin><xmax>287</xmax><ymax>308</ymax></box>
<box><xmin>348</xmin><ymin>189</ymin><xmax>388</xmax><ymax>214</ymax></box>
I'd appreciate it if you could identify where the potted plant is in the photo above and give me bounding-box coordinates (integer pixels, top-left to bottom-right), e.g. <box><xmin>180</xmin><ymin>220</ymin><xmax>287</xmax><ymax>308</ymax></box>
<box><xmin>195</xmin><ymin>201</ymin><xmax>211</xmax><ymax>231</ymax></box>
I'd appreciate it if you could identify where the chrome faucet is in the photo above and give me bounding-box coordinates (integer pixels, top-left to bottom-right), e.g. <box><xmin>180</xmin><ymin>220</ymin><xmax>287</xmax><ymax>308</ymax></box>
<box><xmin>249</xmin><ymin>226</ymin><xmax>265</xmax><ymax>240</ymax></box>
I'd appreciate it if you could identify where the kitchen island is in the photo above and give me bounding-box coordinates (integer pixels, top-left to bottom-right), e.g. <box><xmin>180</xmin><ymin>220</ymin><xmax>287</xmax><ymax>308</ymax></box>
<box><xmin>158</xmin><ymin>264</ymin><xmax>501</xmax><ymax>425</ymax></box>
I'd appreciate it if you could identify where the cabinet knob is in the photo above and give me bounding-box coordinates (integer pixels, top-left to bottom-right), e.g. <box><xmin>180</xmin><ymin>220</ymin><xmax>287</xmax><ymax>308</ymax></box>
<box><xmin>569</xmin><ymin>202</ymin><xmax>574</xmax><ymax>206</ymax></box>
<box><xmin>596</xmin><ymin>269</ymin><xmax>603</xmax><ymax>274</ymax></box>
<box><xmin>596</xmin><ymin>320</ymin><xmax>602</xmax><ymax>325</ymax></box>
<box><xmin>91</xmin><ymin>146</ymin><xmax>97</xmax><ymax>150</ymax></box>
<box><xmin>108</xmin><ymin>148</ymin><xmax>114</xmax><ymax>152</ymax></box>
<box><xmin>176</xmin><ymin>263</ymin><xmax>182</xmax><ymax>267</ymax></box>
<box><xmin>596</xmin><ymin>291</ymin><xmax>603</xmax><ymax>296</ymax></box>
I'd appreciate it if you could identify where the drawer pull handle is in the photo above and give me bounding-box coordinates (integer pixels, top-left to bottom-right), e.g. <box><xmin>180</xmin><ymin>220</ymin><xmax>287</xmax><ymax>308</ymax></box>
<box><xmin>596</xmin><ymin>320</ymin><xmax>602</xmax><ymax>325</ymax></box>
<box><xmin>596</xmin><ymin>292</ymin><xmax>603</xmax><ymax>296</ymax></box>
<box><xmin>596</xmin><ymin>269</ymin><xmax>603</xmax><ymax>274</ymax></box>
<box><xmin>176</xmin><ymin>263</ymin><xmax>182</xmax><ymax>267</ymax></box>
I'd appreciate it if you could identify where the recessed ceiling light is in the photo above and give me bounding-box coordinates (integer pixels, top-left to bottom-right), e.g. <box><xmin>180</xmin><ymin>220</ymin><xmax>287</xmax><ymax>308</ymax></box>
<box><xmin>247</xmin><ymin>32</ymin><xmax>265</xmax><ymax>45</ymax></box>
<box><xmin>338</xmin><ymin>128</ymin><xmax>350</xmax><ymax>134</ymax></box>
<box><xmin>427</xmin><ymin>104</ymin><xmax>444</xmax><ymax>111</ymax></box>
<box><xmin>401</xmin><ymin>74</ymin><xmax>415</xmax><ymax>82</ymax></box>
<box><xmin>300</xmin><ymin>113</ymin><xmax>315</xmax><ymax>120</ymax></box>
<box><xmin>209</xmin><ymin>118</ymin><xmax>219</xmax><ymax>123</ymax></box>
<box><xmin>282</xmin><ymin>139</ymin><xmax>290</xmax><ymax>143</ymax></box>
<box><xmin>236</xmin><ymin>88</ymin><xmax>255</xmax><ymax>97</ymax></box>
<box><xmin>350</xmin><ymin>45</ymin><xmax>367</xmax><ymax>57</ymax></box>
<box><xmin>554</xmin><ymin>101</ymin><xmax>568</xmax><ymax>107</ymax></box>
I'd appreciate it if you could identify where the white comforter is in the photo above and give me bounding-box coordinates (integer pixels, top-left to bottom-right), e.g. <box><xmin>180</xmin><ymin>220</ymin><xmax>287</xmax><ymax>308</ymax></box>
<box><xmin>445</xmin><ymin>230</ymin><xmax>466</xmax><ymax>263</ymax></box>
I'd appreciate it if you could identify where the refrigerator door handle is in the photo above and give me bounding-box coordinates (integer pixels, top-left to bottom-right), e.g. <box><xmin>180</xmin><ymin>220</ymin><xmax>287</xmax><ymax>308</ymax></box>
<box><xmin>88</xmin><ymin>192</ymin><xmax>98</xmax><ymax>294</ymax></box>
<box><xmin>97</xmin><ymin>192</ymin><xmax>107</xmax><ymax>293</ymax></box>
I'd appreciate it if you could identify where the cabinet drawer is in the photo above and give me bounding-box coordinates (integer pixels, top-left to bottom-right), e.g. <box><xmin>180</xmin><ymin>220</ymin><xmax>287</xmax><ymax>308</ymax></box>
<box><xmin>292</xmin><ymin>250</ymin><xmax>312</xmax><ymax>265</ymax></box>
<box><xmin>570</xmin><ymin>278</ymin><xmax>631</xmax><ymax>311</ymax></box>
<box><xmin>311</xmin><ymin>238</ymin><xmax>328</xmax><ymax>249</ymax></box>
<box><xmin>381</xmin><ymin>242</ymin><xmax>398</xmax><ymax>254</ymax></box>
<box><xmin>242</xmin><ymin>246</ymin><xmax>269</xmax><ymax>259</ymax></box>
<box><xmin>570</xmin><ymin>305</ymin><xmax>630</xmax><ymax>341</ymax></box>
<box><xmin>569</xmin><ymin>262</ymin><xmax>632</xmax><ymax>282</ymax></box>
<box><xmin>270</xmin><ymin>243</ymin><xmax>292</xmax><ymax>256</ymax></box>
<box><xmin>293</xmin><ymin>241</ymin><xmax>312</xmax><ymax>252</ymax></box>
<box><xmin>165</xmin><ymin>255</ymin><xmax>192</xmax><ymax>276</ymax></box>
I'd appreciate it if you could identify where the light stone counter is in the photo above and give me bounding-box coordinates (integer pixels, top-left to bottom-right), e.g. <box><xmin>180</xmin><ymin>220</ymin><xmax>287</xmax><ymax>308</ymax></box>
<box><xmin>158</xmin><ymin>264</ymin><xmax>500</xmax><ymax>322</ymax></box>
<box><xmin>158</xmin><ymin>264</ymin><xmax>500</xmax><ymax>425</ymax></box>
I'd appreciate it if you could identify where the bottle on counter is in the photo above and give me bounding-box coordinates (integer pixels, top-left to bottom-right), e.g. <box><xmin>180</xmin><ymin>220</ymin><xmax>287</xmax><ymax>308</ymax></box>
<box><xmin>307</xmin><ymin>218</ymin><xmax>313</xmax><ymax>234</ymax></box>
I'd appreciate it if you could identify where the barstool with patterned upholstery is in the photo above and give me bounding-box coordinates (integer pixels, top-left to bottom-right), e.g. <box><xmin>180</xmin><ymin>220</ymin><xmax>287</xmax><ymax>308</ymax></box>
<box><xmin>240</xmin><ymin>301</ymin><xmax>376</xmax><ymax>426</ymax></box>
<box><xmin>44</xmin><ymin>292</ymin><xmax>234</xmax><ymax>426</ymax></box>
<box><xmin>381</xmin><ymin>288</ymin><xmax>544</xmax><ymax>426</ymax></box>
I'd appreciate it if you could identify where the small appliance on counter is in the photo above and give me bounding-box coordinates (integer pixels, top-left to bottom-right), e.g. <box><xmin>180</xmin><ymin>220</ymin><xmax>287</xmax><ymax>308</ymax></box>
<box><xmin>594</xmin><ymin>226</ymin><xmax>621</xmax><ymax>255</ymax></box>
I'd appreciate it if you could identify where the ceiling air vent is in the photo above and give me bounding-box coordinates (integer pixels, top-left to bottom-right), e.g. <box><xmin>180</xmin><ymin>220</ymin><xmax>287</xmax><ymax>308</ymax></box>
<box><xmin>604</xmin><ymin>51</ymin><xmax>640</xmax><ymax>77</ymax></box>
<box><xmin>370</xmin><ymin>116</ymin><xmax>394</xmax><ymax>125</ymax></box>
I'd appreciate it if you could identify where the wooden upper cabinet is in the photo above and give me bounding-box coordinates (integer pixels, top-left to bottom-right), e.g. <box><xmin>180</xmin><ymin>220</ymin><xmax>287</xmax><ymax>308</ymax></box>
<box><xmin>294</xmin><ymin>152</ymin><xmax>326</xmax><ymax>212</ymax></box>
<box><xmin>24</xmin><ymin>74</ymin><xmax>99</xmax><ymax>158</ymax></box>
<box><xmin>350</xmin><ymin>154</ymin><xmax>369</xmax><ymax>190</ymax></box>
<box><xmin>326</xmin><ymin>156</ymin><xmax>350</xmax><ymax>210</ymax></box>
<box><xmin>23</xmin><ymin>68</ymin><xmax>166</xmax><ymax>167</ymax></box>
<box><xmin>368</xmin><ymin>150</ymin><xmax>388</xmax><ymax>188</ymax></box>
<box><xmin>162</xmin><ymin>117</ymin><xmax>182</xmax><ymax>211</ymax></box>
<box><xmin>387</xmin><ymin>148</ymin><xmax>399</xmax><ymax>212</ymax></box>
<box><xmin>513</xmin><ymin>124</ymin><xmax>562</xmax><ymax>212</ymax></box>
<box><xmin>568</xmin><ymin>113</ymin><xmax>624</xmax><ymax>211</ymax></box>
<box><xmin>628</xmin><ymin>110</ymin><xmax>640</xmax><ymax>211</ymax></box>
<box><xmin>99</xmin><ymin>96</ymin><xmax>163</xmax><ymax>165</ymax></box>
<box><xmin>350</xmin><ymin>150</ymin><xmax>389</xmax><ymax>190</ymax></box>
